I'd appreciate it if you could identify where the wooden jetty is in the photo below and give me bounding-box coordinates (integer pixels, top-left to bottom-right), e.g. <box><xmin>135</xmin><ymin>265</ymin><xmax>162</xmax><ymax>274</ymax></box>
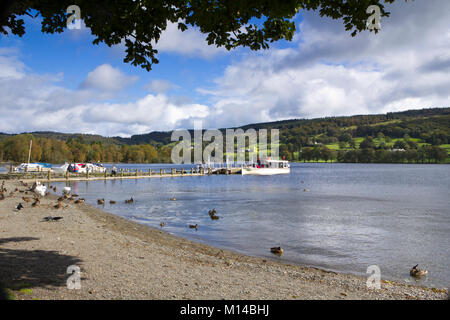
<box><xmin>0</xmin><ymin>166</ymin><xmax>242</xmax><ymax>183</ymax></box>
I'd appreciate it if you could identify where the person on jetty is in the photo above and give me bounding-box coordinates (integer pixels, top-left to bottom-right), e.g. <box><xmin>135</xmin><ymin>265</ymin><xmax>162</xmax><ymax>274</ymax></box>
<box><xmin>111</xmin><ymin>165</ymin><xmax>117</xmax><ymax>176</ymax></box>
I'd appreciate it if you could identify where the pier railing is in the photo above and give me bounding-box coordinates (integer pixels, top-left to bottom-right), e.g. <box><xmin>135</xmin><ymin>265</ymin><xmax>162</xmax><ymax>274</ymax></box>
<box><xmin>0</xmin><ymin>166</ymin><xmax>243</xmax><ymax>182</ymax></box>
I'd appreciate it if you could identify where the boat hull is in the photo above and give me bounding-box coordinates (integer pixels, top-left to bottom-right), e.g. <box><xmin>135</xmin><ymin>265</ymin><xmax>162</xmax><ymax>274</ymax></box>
<box><xmin>241</xmin><ymin>167</ymin><xmax>290</xmax><ymax>176</ymax></box>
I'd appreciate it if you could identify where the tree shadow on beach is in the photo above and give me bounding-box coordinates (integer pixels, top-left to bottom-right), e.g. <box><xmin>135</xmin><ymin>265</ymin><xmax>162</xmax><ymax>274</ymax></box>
<box><xmin>0</xmin><ymin>237</ymin><xmax>82</xmax><ymax>299</ymax></box>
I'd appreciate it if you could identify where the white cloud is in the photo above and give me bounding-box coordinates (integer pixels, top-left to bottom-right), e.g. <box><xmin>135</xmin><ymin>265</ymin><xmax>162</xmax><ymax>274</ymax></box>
<box><xmin>154</xmin><ymin>21</ymin><xmax>225</xmax><ymax>59</ymax></box>
<box><xmin>79</xmin><ymin>64</ymin><xmax>138</xmax><ymax>92</ymax></box>
<box><xmin>0</xmin><ymin>48</ymin><xmax>25</xmax><ymax>79</ymax></box>
<box><xmin>0</xmin><ymin>59</ymin><xmax>209</xmax><ymax>136</ymax></box>
<box><xmin>196</xmin><ymin>0</ymin><xmax>450</xmax><ymax>128</ymax></box>
<box><xmin>146</xmin><ymin>79</ymin><xmax>178</xmax><ymax>94</ymax></box>
<box><xmin>0</xmin><ymin>0</ymin><xmax>449</xmax><ymax>137</ymax></box>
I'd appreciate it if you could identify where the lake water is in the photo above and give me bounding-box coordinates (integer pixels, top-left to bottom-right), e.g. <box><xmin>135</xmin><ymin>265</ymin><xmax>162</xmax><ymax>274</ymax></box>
<box><xmin>54</xmin><ymin>163</ymin><xmax>450</xmax><ymax>289</ymax></box>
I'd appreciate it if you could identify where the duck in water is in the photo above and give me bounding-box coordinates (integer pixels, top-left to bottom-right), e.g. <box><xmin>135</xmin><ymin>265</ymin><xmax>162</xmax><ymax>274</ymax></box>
<box><xmin>125</xmin><ymin>197</ymin><xmax>134</xmax><ymax>204</ymax></box>
<box><xmin>410</xmin><ymin>264</ymin><xmax>428</xmax><ymax>277</ymax></box>
<box><xmin>270</xmin><ymin>247</ymin><xmax>284</xmax><ymax>256</ymax></box>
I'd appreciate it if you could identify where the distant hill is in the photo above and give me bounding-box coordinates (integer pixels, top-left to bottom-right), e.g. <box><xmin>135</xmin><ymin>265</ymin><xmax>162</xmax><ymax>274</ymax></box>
<box><xmin>116</xmin><ymin>107</ymin><xmax>450</xmax><ymax>145</ymax></box>
<box><xmin>0</xmin><ymin>131</ymin><xmax>123</xmax><ymax>145</ymax></box>
<box><xmin>1</xmin><ymin>107</ymin><xmax>449</xmax><ymax>164</ymax></box>
<box><xmin>1</xmin><ymin>107</ymin><xmax>449</xmax><ymax>146</ymax></box>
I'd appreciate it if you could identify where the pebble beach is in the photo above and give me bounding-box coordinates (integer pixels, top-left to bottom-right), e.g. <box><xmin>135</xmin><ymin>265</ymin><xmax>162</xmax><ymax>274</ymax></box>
<box><xmin>0</xmin><ymin>180</ymin><xmax>447</xmax><ymax>300</ymax></box>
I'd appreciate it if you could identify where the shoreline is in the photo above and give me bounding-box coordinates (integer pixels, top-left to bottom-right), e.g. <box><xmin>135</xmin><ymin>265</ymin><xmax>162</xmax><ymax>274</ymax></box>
<box><xmin>0</xmin><ymin>180</ymin><xmax>447</xmax><ymax>300</ymax></box>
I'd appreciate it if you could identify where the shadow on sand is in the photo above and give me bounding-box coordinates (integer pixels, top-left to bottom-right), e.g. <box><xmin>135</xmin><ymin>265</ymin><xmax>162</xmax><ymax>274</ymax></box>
<box><xmin>0</xmin><ymin>237</ymin><xmax>82</xmax><ymax>299</ymax></box>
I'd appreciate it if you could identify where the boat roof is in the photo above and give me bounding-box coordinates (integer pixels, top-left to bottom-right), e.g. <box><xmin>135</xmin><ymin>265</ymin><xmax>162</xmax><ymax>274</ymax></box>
<box><xmin>264</xmin><ymin>159</ymin><xmax>289</xmax><ymax>163</ymax></box>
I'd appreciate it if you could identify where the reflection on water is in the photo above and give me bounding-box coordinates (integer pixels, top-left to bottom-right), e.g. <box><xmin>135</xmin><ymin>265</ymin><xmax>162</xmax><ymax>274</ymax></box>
<box><xmin>55</xmin><ymin>163</ymin><xmax>450</xmax><ymax>288</ymax></box>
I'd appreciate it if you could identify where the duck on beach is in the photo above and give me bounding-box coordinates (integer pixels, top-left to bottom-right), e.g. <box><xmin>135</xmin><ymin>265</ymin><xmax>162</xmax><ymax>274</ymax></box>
<box><xmin>189</xmin><ymin>224</ymin><xmax>198</xmax><ymax>230</ymax></box>
<box><xmin>97</xmin><ymin>199</ymin><xmax>105</xmax><ymax>205</ymax></box>
<box><xmin>410</xmin><ymin>264</ymin><xmax>428</xmax><ymax>277</ymax></box>
<box><xmin>31</xmin><ymin>198</ymin><xmax>40</xmax><ymax>207</ymax></box>
<box><xmin>160</xmin><ymin>222</ymin><xmax>165</xmax><ymax>228</ymax></box>
<box><xmin>42</xmin><ymin>216</ymin><xmax>63</xmax><ymax>222</ymax></box>
<box><xmin>54</xmin><ymin>201</ymin><xmax>63</xmax><ymax>209</ymax></box>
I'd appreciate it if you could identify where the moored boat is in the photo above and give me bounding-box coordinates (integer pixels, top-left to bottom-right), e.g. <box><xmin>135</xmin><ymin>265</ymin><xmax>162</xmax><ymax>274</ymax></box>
<box><xmin>16</xmin><ymin>162</ymin><xmax>52</xmax><ymax>172</ymax></box>
<box><xmin>241</xmin><ymin>159</ymin><xmax>290</xmax><ymax>176</ymax></box>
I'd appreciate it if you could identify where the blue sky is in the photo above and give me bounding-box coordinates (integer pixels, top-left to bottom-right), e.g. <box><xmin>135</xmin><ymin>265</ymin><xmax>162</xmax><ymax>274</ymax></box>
<box><xmin>0</xmin><ymin>1</ymin><xmax>449</xmax><ymax>137</ymax></box>
<box><xmin>0</xmin><ymin>15</ymin><xmax>230</xmax><ymax>103</ymax></box>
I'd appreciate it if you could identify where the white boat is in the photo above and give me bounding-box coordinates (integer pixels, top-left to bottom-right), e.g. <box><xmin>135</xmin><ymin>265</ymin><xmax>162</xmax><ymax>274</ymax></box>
<box><xmin>241</xmin><ymin>159</ymin><xmax>290</xmax><ymax>176</ymax></box>
<box><xmin>54</xmin><ymin>163</ymin><xmax>107</xmax><ymax>174</ymax></box>
<box><xmin>52</xmin><ymin>163</ymin><xmax>69</xmax><ymax>174</ymax></box>
<box><xmin>16</xmin><ymin>163</ymin><xmax>52</xmax><ymax>172</ymax></box>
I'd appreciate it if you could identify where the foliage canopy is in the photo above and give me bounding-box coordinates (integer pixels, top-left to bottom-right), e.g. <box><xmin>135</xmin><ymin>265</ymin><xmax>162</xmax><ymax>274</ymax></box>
<box><xmin>0</xmin><ymin>0</ymin><xmax>403</xmax><ymax>71</ymax></box>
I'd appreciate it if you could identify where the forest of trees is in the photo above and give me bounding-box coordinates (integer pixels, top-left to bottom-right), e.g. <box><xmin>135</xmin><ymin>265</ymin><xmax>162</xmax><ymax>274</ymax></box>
<box><xmin>292</xmin><ymin>143</ymin><xmax>448</xmax><ymax>164</ymax></box>
<box><xmin>0</xmin><ymin>134</ymin><xmax>172</xmax><ymax>164</ymax></box>
<box><xmin>0</xmin><ymin>108</ymin><xmax>449</xmax><ymax>164</ymax></box>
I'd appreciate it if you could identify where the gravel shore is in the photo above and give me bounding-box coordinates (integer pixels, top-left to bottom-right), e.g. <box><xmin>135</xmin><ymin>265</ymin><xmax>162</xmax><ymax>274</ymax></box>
<box><xmin>0</xmin><ymin>180</ymin><xmax>447</xmax><ymax>300</ymax></box>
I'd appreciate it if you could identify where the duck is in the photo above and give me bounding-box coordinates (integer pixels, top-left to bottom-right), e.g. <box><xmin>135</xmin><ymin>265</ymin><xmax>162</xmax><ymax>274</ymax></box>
<box><xmin>160</xmin><ymin>222</ymin><xmax>165</xmax><ymax>228</ymax></box>
<box><xmin>42</xmin><ymin>216</ymin><xmax>63</xmax><ymax>222</ymax></box>
<box><xmin>410</xmin><ymin>264</ymin><xmax>428</xmax><ymax>277</ymax></box>
<box><xmin>109</xmin><ymin>200</ymin><xmax>116</xmax><ymax>204</ymax></box>
<box><xmin>97</xmin><ymin>199</ymin><xmax>105</xmax><ymax>205</ymax></box>
<box><xmin>54</xmin><ymin>201</ymin><xmax>63</xmax><ymax>209</ymax></box>
<box><xmin>125</xmin><ymin>197</ymin><xmax>134</xmax><ymax>204</ymax></box>
<box><xmin>189</xmin><ymin>224</ymin><xmax>198</xmax><ymax>230</ymax></box>
<box><xmin>270</xmin><ymin>247</ymin><xmax>284</xmax><ymax>256</ymax></box>
<box><xmin>31</xmin><ymin>198</ymin><xmax>40</xmax><ymax>207</ymax></box>
<box><xmin>16</xmin><ymin>203</ymin><xmax>24</xmax><ymax>211</ymax></box>
<box><xmin>170</xmin><ymin>197</ymin><xmax>176</xmax><ymax>201</ymax></box>
<box><xmin>208</xmin><ymin>209</ymin><xmax>220</xmax><ymax>220</ymax></box>
<box><xmin>22</xmin><ymin>197</ymin><xmax>31</xmax><ymax>203</ymax></box>
<box><xmin>75</xmin><ymin>198</ymin><xmax>85</xmax><ymax>204</ymax></box>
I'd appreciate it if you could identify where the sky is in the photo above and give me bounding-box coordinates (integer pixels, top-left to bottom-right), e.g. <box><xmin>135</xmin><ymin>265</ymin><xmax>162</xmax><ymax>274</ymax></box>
<box><xmin>0</xmin><ymin>0</ymin><xmax>449</xmax><ymax>137</ymax></box>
